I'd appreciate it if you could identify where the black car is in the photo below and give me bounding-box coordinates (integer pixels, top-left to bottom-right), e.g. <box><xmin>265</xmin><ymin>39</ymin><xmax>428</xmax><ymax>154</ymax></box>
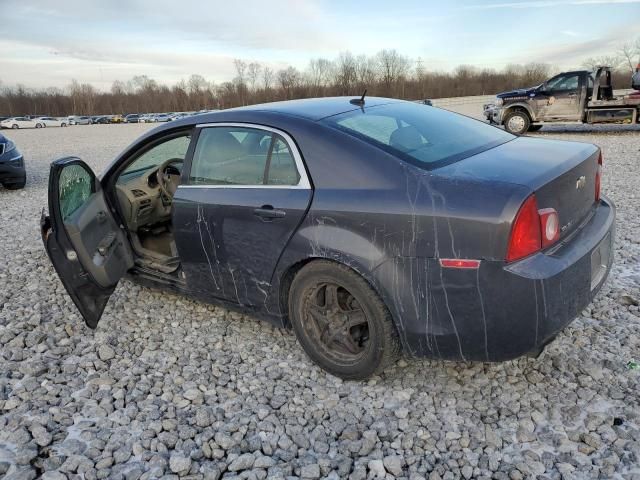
<box><xmin>40</xmin><ymin>97</ymin><xmax>615</xmax><ymax>379</ymax></box>
<box><xmin>0</xmin><ymin>133</ymin><xmax>25</xmax><ymax>189</ymax></box>
<box><xmin>92</xmin><ymin>116</ymin><xmax>111</xmax><ymax>124</ymax></box>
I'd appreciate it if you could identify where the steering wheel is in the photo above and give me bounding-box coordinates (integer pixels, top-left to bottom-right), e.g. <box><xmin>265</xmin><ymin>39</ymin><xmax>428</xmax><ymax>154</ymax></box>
<box><xmin>156</xmin><ymin>158</ymin><xmax>184</xmax><ymax>200</ymax></box>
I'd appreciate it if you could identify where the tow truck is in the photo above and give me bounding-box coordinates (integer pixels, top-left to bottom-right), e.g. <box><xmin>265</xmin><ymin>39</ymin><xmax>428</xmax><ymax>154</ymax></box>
<box><xmin>484</xmin><ymin>66</ymin><xmax>640</xmax><ymax>134</ymax></box>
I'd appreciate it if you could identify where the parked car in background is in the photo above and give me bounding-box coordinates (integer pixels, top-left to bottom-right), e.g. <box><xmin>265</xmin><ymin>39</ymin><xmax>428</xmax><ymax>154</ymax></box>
<box><xmin>125</xmin><ymin>114</ymin><xmax>140</xmax><ymax>123</ymax></box>
<box><xmin>168</xmin><ymin>112</ymin><xmax>193</xmax><ymax>121</ymax></box>
<box><xmin>92</xmin><ymin>116</ymin><xmax>111</xmax><ymax>124</ymax></box>
<box><xmin>36</xmin><ymin>117</ymin><xmax>68</xmax><ymax>127</ymax></box>
<box><xmin>0</xmin><ymin>133</ymin><xmax>25</xmax><ymax>189</ymax></box>
<box><xmin>1</xmin><ymin>117</ymin><xmax>43</xmax><ymax>129</ymax></box>
<box><xmin>110</xmin><ymin>115</ymin><xmax>124</xmax><ymax>124</ymax></box>
<box><xmin>152</xmin><ymin>113</ymin><xmax>171</xmax><ymax>122</ymax></box>
<box><xmin>69</xmin><ymin>116</ymin><xmax>92</xmax><ymax>125</ymax></box>
<box><xmin>40</xmin><ymin>96</ymin><xmax>614</xmax><ymax>379</ymax></box>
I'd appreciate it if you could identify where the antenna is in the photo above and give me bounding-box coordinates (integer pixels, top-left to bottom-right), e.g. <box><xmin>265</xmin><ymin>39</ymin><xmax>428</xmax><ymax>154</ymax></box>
<box><xmin>350</xmin><ymin>89</ymin><xmax>367</xmax><ymax>106</ymax></box>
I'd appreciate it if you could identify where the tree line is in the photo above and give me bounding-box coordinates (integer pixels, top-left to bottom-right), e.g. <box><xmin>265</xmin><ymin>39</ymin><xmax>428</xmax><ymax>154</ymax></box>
<box><xmin>1</xmin><ymin>41</ymin><xmax>638</xmax><ymax>117</ymax></box>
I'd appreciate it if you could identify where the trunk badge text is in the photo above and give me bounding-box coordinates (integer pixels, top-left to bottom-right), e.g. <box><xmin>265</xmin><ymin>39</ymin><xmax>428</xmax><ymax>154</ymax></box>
<box><xmin>576</xmin><ymin>175</ymin><xmax>586</xmax><ymax>190</ymax></box>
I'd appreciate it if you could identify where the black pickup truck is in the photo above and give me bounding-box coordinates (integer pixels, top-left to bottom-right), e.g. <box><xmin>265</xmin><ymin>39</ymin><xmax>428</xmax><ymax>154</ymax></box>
<box><xmin>484</xmin><ymin>66</ymin><xmax>640</xmax><ymax>134</ymax></box>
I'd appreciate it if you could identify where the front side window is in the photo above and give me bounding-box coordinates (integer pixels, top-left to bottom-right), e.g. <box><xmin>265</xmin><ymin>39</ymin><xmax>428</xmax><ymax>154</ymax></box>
<box><xmin>323</xmin><ymin>102</ymin><xmax>514</xmax><ymax>169</ymax></box>
<box><xmin>59</xmin><ymin>164</ymin><xmax>94</xmax><ymax>221</ymax></box>
<box><xmin>546</xmin><ymin>74</ymin><xmax>580</xmax><ymax>92</ymax></box>
<box><xmin>190</xmin><ymin>126</ymin><xmax>300</xmax><ymax>186</ymax></box>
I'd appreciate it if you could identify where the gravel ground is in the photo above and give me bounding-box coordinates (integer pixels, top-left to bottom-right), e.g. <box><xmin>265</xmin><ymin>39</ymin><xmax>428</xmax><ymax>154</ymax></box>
<box><xmin>0</xmin><ymin>123</ymin><xmax>639</xmax><ymax>480</ymax></box>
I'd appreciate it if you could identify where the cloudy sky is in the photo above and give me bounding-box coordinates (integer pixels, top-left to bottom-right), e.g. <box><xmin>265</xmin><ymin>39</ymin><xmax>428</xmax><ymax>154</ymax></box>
<box><xmin>1</xmin><ymin>0</ymin><xmax>639</xmax><ymax>90</ymax></box>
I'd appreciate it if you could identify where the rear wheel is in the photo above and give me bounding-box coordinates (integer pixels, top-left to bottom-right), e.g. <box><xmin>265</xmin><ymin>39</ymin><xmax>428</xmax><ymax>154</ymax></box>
<box><xmin>35</xmin><ymin>123</ymin><xmax>43</xmax><ymax>128</ymax></box>
<box><xmin>288</xmin><ymin>260</ymin><xmax>400</xmax><ymax>379</ymax></box>
<box><xmin>11</xmin><ymin>124</ymin><xmax>18</xmax><ymax>129</ymax></box>
<box><xmin>503</xmin><ymin>110</ymin><xmax>530</xmax><ymax>135</ymax></box>
<box><xmin>61</xmin><ymin>123</ymin><xmax>67</xmax><ymax>127</ymax></box>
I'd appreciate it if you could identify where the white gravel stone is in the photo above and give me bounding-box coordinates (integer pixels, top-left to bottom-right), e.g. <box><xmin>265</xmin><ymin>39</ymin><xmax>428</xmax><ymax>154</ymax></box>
<box><xmin>169</xmin><ymin>454</ymin><xmax>191</xmax><ymax>474</ymax></box>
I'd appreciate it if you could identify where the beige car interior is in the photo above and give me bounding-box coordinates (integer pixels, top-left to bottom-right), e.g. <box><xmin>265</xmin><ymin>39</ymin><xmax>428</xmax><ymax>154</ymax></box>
<box><xmin>115</xmin><ymin>134</ymin><xmax>190</xmax><ymax>274</ymax></box>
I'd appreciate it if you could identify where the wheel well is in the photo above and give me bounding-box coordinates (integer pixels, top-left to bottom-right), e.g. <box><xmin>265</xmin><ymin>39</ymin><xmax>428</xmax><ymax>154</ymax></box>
<box><xmin>504</xmin><ymin>106</ymin><xmax>532</xmax><ymax>122</ymax></box>
<box><xmin>278</xmin><ymin>258</ymin><xmax>316</xmax><ymax>327</ymax></box>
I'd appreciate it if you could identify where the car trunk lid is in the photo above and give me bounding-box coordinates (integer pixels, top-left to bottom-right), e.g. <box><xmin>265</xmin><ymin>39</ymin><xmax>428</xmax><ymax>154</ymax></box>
<box><xmin>437</xmin><ymin>136</ymin><xmax>599</xmax><ymax>240</ymax></box>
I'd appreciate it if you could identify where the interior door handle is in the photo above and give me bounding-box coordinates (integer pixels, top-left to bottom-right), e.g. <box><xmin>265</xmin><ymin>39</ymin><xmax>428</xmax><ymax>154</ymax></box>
<box><xmin>254</xmin><ymin>205</ymin><xmax>286</xmax><ymax>219</ymax></box>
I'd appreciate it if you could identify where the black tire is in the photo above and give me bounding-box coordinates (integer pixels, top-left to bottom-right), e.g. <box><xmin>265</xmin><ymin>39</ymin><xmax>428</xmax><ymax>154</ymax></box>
<box><xmin>35</xmin><ymin>123</ymin><xmax>43</xmax><ymax>128</ymax></box>
<box><xmin>288</xmin><ymin>260</ymin><xmax>400</xmax><ymax>380</ymax></box>
<box><xmin>61</xmin><ymin>123</ymin><xmax>67</xmax><ymax>127</ymax></box>
<box><xmin>4</xmin><ymin>178</ymin><xmax>26</xmax><ymax>190</ymax></box>
<box><xmin>11</xmin><ymin>124</ymin><xmax>18</xmax><ymax>129</ymax></box>
<box><xmin>503</xmin><ymin>109</ymin><xmax>530</xmax><ymax>135</ymax></box>
<box><xmin>528</xmin><ymin>124</ymin><xmax>543</xmax><ymax>132</ymax></box>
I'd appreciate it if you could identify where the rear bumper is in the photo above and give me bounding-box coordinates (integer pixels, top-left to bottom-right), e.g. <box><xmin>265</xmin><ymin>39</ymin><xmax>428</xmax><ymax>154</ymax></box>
<box><xmin>380</xmin><ymin>197</ymin><xmax>615</xmax><ymax>361</ymax></box>
<box><xmin>0</xmin><ymin>153</ymin><xmax>25</xmax><ymax>183</ymax></box>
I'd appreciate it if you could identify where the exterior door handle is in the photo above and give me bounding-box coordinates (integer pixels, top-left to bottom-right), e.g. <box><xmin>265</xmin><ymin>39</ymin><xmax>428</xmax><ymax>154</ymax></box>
<box><xmin>254</xmin><ymin>205</ymin><xmax>286</xmax><ymax>219</ymax></box>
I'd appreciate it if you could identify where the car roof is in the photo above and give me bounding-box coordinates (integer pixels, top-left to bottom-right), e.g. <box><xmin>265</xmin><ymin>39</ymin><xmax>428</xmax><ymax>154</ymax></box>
<box><xmin>191</xmin><ymin>96</ymin><xmax>402</xmax><ymax>123</ymax></box>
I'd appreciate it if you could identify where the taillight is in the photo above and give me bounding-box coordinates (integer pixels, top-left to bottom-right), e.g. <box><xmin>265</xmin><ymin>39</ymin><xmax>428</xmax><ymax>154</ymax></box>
<box><xmin>538</xmin><ymin>208</ymin><xmax>559</xmax><ymax>247</ymax></box>
<box><xmin>506</xmin><ymin>195</ymin><xmax>562</xmax><ymax>262</ymax></box>
<box><xmin>595</xmin><ymin>151</ymin><xmax>602</xmax><ymax>202</ymax></box>
<box><xmin>506</xmin><ymin>195</ymin><xmax>541</xmax><ymax>262</ymax></box>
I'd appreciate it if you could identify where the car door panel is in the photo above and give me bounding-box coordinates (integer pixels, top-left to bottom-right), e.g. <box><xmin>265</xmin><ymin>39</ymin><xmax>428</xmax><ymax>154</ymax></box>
<box><xmin>172</xmin><ymin>187</ymin><xmax>311</xmax><ymax>307</ymax></box>
<box><xmin>41</xmin><ymin>157</ymin><xmax>134</xmax><ymax>328</ymax></box>
<box><xmin>536</xmin><ymin>74</ymin><xmax>583</xmax><ymax>121</ymax></box>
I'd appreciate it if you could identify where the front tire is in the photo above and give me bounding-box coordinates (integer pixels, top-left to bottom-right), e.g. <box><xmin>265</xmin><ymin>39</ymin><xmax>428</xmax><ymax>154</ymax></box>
<box><xmin>503</xmin><ymin>110</ymin><xmax>530</xmax><ymax>135</ymax></box>
<box><xmin>11</xmin><ymin>124</ymin><xmax>18</xmax><ymax>129</ymax></box>
<box><xmin>288</xmin><ymin>260</ymin><xmax>400</xmax><ymax>380</ymax></box>
<box><xmin>61</xmin><ymin>123</ymin><xmax>67</xmax><ymax>127</ymax></box>
<box><xmin>35</xmin><ymin>123</ymin><xmax>43</xmax><ymax>128</ymax></box>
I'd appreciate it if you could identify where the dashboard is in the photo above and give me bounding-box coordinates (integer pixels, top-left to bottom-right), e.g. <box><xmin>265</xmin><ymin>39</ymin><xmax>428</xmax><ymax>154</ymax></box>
<box><xmin>115</xmin><ymin>165</ymin><xmax>181</xmax><ymax>231</ymax></box>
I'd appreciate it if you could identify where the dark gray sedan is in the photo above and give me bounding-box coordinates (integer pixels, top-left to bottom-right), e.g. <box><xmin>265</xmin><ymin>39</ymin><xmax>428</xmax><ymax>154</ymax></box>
<box><xmin>0</xmin><ymin>133</ymin><xmax>25</xmax><ymax>189</ymax></box>
<box><xmin>40</xmin><ymin>97</ymin><xmax>615</xmax><ymax>379</ymax></box>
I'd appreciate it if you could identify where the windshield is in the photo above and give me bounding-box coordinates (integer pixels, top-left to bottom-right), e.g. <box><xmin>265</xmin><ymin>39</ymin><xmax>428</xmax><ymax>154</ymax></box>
<box><xmin>323</xmin><ymin>102</ymin><xmax>514</xmax><ymax>169</ymax></box>
<box><xmin>122</xmin><ymin>134</ymin><xmax>191</xmax><ymax>176</ymax></box>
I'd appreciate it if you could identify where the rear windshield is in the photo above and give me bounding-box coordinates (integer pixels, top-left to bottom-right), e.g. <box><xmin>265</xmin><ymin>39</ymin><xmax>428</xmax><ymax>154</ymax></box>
<box><xmin>322</xmin><ymin>102</ymin><xmax>514</xmax><ymax>169</ymax></box>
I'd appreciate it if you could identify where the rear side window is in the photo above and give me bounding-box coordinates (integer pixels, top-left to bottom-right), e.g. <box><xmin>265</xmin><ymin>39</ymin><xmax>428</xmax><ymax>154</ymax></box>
<box><xmin>190</xmin><ymin>126</ymin><xmax>300</xmax><ymax>186</ymax></box>
<box><xmin>323</xmin><ymin>102</ymin><xmax>514</xmax><ymax>169</ymax></box>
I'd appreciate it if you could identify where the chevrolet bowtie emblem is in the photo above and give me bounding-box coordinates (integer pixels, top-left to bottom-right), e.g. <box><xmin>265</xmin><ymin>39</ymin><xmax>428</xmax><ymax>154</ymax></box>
<box><xmin>576</xmin><ymin>175</ymin><xmax>586</xmax><ymax>190</ymax></box>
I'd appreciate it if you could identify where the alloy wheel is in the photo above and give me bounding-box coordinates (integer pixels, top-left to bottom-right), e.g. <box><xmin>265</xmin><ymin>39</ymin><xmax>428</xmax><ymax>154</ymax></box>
<box><xmin>302</xmin><ymin>282</ymin><xmax>370</xmax><ymax>363</ymax></box>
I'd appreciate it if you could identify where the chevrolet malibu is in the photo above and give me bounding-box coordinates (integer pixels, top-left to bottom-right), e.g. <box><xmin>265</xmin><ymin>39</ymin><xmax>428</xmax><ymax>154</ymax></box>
<box><xmin>40</xmin><ymin>97</ymin><xmax>615</xmax><ymax>379</ymax></box>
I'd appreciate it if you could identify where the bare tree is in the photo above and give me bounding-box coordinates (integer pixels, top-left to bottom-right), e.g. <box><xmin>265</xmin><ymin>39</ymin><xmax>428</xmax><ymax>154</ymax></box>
<box><xmin>308</xmin><ymin>58</ymin><xmax>332</xmax><ymax>95</ymax></box>
<box><xmin>234</xmin><ymin>59</ymin><xmax>248</xmax><ymax>105</ymax></box>
<box><xmin>355</xmin><ymin>54</ymin><xmax>377</xmax><ymax>92</ymax></box>
<box><xmin>618</xmin><ymin>42</ymin><xmax>638</xmax><ymax>74</ymax></box>
<box><xmin>262</xmin><ymin>66</ymin><xmax>274</xmax><ymax>92</ymax></box>
<box><xmin>582</xmin><ymin>55</ymin><xmax>622</xmax><ymax>71</ymax></box>
<box><xmin>376</xmin><ymin>49</ymin><xmax>410</xmax><ymax>96</ymax></box>
<box><xmin>247</xmin><ymin>62</ymin><xmax>262</xmax><ymax>92</ymax></box>
<box><xmin>334</xmin><ymin>51</ymin><xmax>358</xmax><ymax>94</ymax></box>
